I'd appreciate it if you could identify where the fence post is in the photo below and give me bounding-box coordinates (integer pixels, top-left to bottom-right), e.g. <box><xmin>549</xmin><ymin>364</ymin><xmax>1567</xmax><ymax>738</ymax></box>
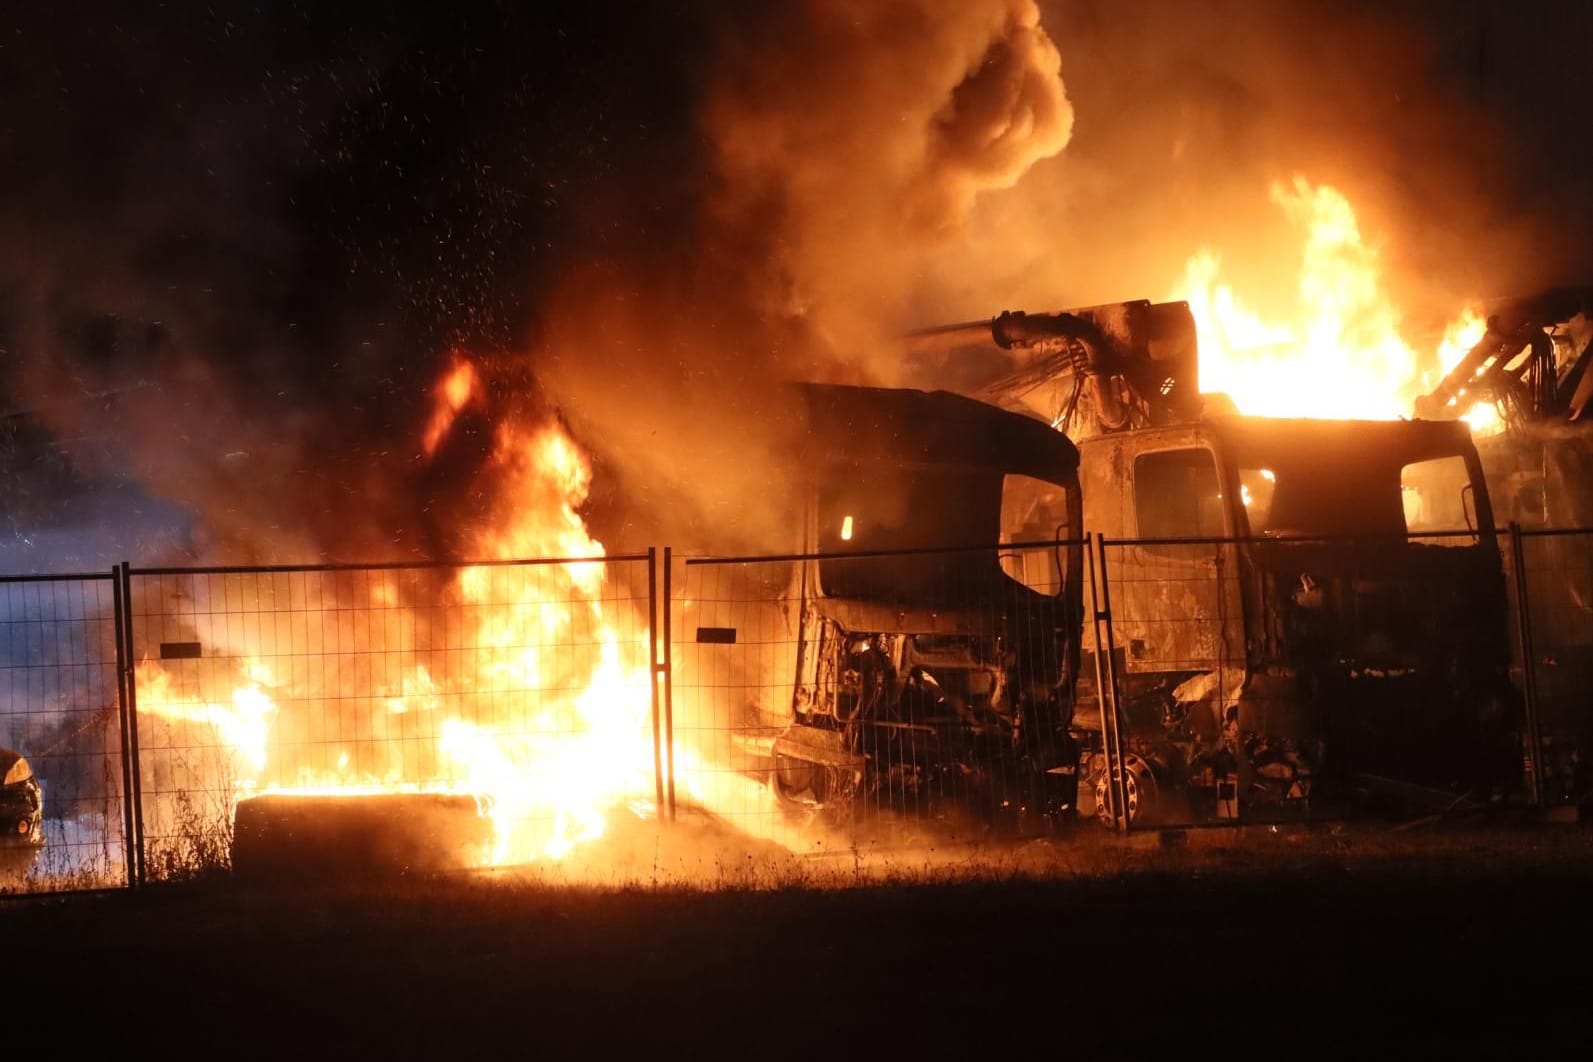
<box><xmin>648</xmin><ymin>548</ymin><xmax>666</xmax><ymax>820</ymax></box>
<box><xmin>662</xmin><ymin>546</ymin><xmax>676</xmax><ymax>822</ymax></box>
<box><xmin>116</xmin><ymin>562</ymin><xmax>147</xmax><ymax>886</ymax></box>
<box><xmin>1506</xmin><ymin>522</ymin><xmax>1547</xmax><ymax>810</ymax></box>
<box><xmin>110</xmin><ymin>568</ymin><xmax>138</xmax><ymax>889</ymax></box>
<box><xmin>1089</xmin><ymin>533</ymin><xmax>1130</xmax><ymax>833</ymax></box>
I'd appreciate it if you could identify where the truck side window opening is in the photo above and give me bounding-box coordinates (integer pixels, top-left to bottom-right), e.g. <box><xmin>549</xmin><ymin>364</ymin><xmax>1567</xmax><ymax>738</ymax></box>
<box><xmin>1401</xmin><ymin>456</ymin><xmax>1479</xmax><ymax>545</ymax></box>
<box><xmin>999</xmin><ymin>474</ymin><xmax>1068</xmax><ymax>595</ymax></box>
<box><xmin>815</xmin><ymin>465</ymin><xmax>1003</xmax><ymax>604</ymax></box>
<box><xmin>1134</xmin><ymin>448</ymin><xmax>1225</xmax><ymax>548</ymax></box>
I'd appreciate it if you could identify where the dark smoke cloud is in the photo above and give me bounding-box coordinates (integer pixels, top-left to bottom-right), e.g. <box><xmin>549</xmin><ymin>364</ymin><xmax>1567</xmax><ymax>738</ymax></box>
<box><xmin>538</xmin><ymin>0</ymin><xmax>1072</xmax><ymax>551</ymax></box>
<box><xmin>704</xmin><ymin>0</ymin><xmax>1070</xmax><ymax>354</ymax></box>
<box><xmin>0</xmin><ymin>4</ymin><xmax>715</xmax><ymax>564</ymax></box>
<box><xmin>0</xmin><ymin>6</ymin><xmax>440</xmax><ymax>563</ymax></box>
<box><xmin>5</xmin><ymin>1</ymin><xmax>1592</xmax><ymax>566</ymax></box>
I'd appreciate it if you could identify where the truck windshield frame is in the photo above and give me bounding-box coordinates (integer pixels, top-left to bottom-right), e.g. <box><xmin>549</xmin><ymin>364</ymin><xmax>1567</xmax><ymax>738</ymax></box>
<box><xmin>1216</xmin><ymin>418</ymin><xmax>1492</xmax><ymax>539</ymax></box>
<box><xmin>815</xmin><ymin>461</ymin><xmax>1075</xmax><ymax>605</ymax></box>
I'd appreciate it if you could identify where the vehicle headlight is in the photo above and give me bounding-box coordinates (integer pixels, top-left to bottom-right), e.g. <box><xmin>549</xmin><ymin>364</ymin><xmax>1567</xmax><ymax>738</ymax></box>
<box><xmin>2</xmin><ymin>758</ymin><xmax>32</xmax><ymax>786</ymax></box>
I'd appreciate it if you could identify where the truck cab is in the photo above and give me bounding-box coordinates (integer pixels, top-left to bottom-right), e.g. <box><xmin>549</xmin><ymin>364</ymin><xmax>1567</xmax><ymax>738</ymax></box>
<box><xmin>767</xmin><ymin>384</ymin><xmax>1086</xmax><ymax>825</ymax></box>
<box><xmin>1074</xmin><ymin>415</ymin><xmax>1516</xmax><ymax>823</ymax></box>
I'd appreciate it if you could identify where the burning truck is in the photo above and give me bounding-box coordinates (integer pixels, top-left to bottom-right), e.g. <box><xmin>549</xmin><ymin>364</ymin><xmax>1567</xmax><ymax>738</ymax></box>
<box><xmin>766</xmin><ymin>383</ymin><xmax>1086</xmax><ymax>825</ymax></box>
<box><xmin>766</xmin><ymin>299</ymin><xmax>1520</xmax><ymax>829</ymax></box>
<box><xmin>1413</xmin><ymin>287</ymin><xmax>1593</xmax><ymax>808</ymax></box>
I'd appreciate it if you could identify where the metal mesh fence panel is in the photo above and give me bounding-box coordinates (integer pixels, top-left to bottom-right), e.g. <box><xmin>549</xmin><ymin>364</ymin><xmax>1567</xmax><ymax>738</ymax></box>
<box><xmin>671</xmin><ymin>542</ymin><xmax>1085</xmax><ymax>856</ymax></box>
<box><xmin>0</xmin><ymin>574</ymin><xmax>129</xmax><ymax>893</ymax></box>
<box><xmin>127</xmin><ymin>556</ymin><xmax>656</xmax><ymax>880</ymax></box>
<box><xmin>1512</xmin><ymin>529</ymin><xmax>1593</xmax><ymax>810</ymax></box>
<box><xmin>1095</xmin><ymin>529</ymin><xmax>1516</xmax><ymax>829</ymax></box>
<box><xmin>1093</xmin><ymin>536</ymin><xmax>1249</xmax><ymax>829</ymax></box>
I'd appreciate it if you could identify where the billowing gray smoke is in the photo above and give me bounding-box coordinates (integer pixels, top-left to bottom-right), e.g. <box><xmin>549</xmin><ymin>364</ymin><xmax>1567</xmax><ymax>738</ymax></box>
<box><xmin>1</xmin><ymin>2</ymin><xmax>1071</xmax><ymax>563</ymax></box>
<box><xmin>0</xmin><ymin>8</ymin><xmax>437</xmax><ymax>567</ymax></box>
<box><xmin>7</xmin><ymin>1</ymin><xmax>1592</xmax><ymax>566</ymax></box>
<box><xmin>537</xmin><ymin>0</ymin><xmax>1072</xmax><ymax>551</ymax></box>
<box><xmin>705</xmin><ymin>0</ymin><xmax>1071</xmax><ymax>355</ymax></box>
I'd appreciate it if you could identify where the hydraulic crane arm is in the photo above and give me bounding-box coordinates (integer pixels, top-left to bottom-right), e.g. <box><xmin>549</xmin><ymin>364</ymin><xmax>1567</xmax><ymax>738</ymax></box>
<box><xmin>1414</xmin><ymin>287</ymin><xmax>1593</xmax><ymax>425</ymax></box>
<box><xmin>904</xmin><ymin>300</ymin><xmax>1201</xmax><ymax>435</ymax></box>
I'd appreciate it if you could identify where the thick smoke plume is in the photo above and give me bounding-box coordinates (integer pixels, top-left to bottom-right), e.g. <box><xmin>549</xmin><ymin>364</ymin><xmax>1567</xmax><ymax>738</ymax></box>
<box><xmin>705</xmin><ymin>0</ymin><xmax>1071</xmax><ymax>357</ymax></box>
<box><xmin>538</xmin><ymin>0</ymin><xmax>1072</xmax><ymax>551</ymax></box>
<box><xmin>0</xmin><ymin>7</ymin><xmax>444</xmax><ymax>566</ymax></box>
<box><xmin>8</xmin><ymin>2</ymin><xmax>1593</xmax><ymax>563</ymax></box>
<box><xmin>1</xmin><ymin>2</ymin><xmax>1072</xmax><ymax>562</ymax></box>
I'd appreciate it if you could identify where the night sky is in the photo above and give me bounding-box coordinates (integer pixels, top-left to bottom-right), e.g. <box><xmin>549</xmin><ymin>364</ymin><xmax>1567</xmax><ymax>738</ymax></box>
<box><xmin>4</xmin><ymin>0</ymin><xmax>1593</xmax><ymax>564</ymax></box>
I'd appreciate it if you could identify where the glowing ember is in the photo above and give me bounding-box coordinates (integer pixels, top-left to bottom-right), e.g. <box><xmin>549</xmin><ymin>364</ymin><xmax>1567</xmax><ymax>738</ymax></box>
<box><xmin>1172</xmin><ymin>176</ymin><xmax>1490</xmax><ymax>429</ymax></box>
<box><xmin>421</xmin><ymin>355</ymin><xmax>480</xmax><ymax>456</ymax></box>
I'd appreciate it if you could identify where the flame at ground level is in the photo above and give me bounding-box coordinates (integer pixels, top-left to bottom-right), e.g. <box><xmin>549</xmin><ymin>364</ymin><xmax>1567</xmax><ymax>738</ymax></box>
<box><xmin>133</xmin><ymin>393</ymin><xmax>794</xmax><ymax>871</ymax></box>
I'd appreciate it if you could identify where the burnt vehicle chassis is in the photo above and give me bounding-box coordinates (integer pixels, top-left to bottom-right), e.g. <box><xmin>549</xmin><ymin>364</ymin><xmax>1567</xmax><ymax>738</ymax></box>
<box><xmin>768</xmin><ymin>385</ymin><xmax>1086</xmax><ymax>828</ymax></box>
<box><xmin>1072</xmin><ymin>416</ymin><xmax>1520</xmax><ymax>826</ymax></box>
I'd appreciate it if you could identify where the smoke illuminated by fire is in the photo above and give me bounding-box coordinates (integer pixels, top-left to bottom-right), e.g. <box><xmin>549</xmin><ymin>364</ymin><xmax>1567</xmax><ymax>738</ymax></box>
<box><xmin>1173</xmin><ymin>177</ymin><xmax>1500</xmax><ymax>433</ymax></box>
<box><xmin>704</xmin><ymin>0</ymin><xmax>1072</xmax><ymax>360</ymax></box>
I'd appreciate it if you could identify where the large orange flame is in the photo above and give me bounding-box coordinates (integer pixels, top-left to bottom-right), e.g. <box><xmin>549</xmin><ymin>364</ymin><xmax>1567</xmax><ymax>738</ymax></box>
<box><xmin>134</xmin><ymin>356</ymin><xmax>707</xmax><ymax>867</ymax></box>
<box><xmin>1173</xmin><ymin>176</ymin><xmax>1500</xmax><ymax>433</ymax></box>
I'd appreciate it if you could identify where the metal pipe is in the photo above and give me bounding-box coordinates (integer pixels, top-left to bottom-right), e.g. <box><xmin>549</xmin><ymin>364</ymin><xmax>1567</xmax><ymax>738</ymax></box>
<box><xmin>1084</xmin><ymin>537</ymin><xmax>1117</xmax><ymax>827</ymax></box>
<box><xmin>682</xmin><ymin>537</ymin><xmax>1093</xmax><ymax>567</ymax></box>
<box><xmin>118</xmin><ymin>563</ymin><xmax>147</xmax><ymax>887</ymax></box>
<box><xmin>900</xmin><ymin>317</ymin><xmax>998</xmax><ymax>353</ymax></box>
<box><xmin>126</xmin><ymin>552</ymin><xmax>645</xmax><ymax>578</ymax></box>
<box><xmin>0</xmin><ymin>571</ymin><xmax>117</xmax><ymax>584</ymax></box>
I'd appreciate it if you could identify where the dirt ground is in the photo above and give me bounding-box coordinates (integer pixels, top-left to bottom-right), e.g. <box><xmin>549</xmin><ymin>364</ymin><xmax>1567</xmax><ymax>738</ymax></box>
<box><xmin>8</xmin><ymin>816</ymin><xmax>1593</xmax><ymax>1055</ymax></box>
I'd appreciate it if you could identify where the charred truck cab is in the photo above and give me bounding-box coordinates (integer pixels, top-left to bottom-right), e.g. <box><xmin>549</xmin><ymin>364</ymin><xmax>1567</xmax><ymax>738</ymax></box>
<box><xmin>1074</xmin><ymin>414</ymin><xmax>1515</xmax><ymax>825</ymax></box>
<box><xmin>910</xmin><ymin>298</ymin><xmax>1520</xmax><ymax>826</ymax></box>
<box><xmin>770</xmin><ymin>384</ymin><xmax>1086</xmax><ymax>825</ymax></box>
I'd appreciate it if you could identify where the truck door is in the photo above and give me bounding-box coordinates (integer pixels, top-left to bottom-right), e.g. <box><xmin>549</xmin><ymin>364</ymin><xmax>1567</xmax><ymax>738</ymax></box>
<box><xmin>1080</xmin><ymin>428</ymin><xmax>1247</xmax><ymax>701</ymax></box>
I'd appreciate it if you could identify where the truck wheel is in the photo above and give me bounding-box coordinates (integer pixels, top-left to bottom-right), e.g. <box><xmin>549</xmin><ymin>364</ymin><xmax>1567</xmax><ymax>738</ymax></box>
<box><xmin>1094</xmin><ymin>754</ymin><xmax>1159</xmax><ymax>828</ymax></box>
<box><xmin>773</xmin><ymin>754</ymin><xmax>846</xmax><ymax>807</ymax></box>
